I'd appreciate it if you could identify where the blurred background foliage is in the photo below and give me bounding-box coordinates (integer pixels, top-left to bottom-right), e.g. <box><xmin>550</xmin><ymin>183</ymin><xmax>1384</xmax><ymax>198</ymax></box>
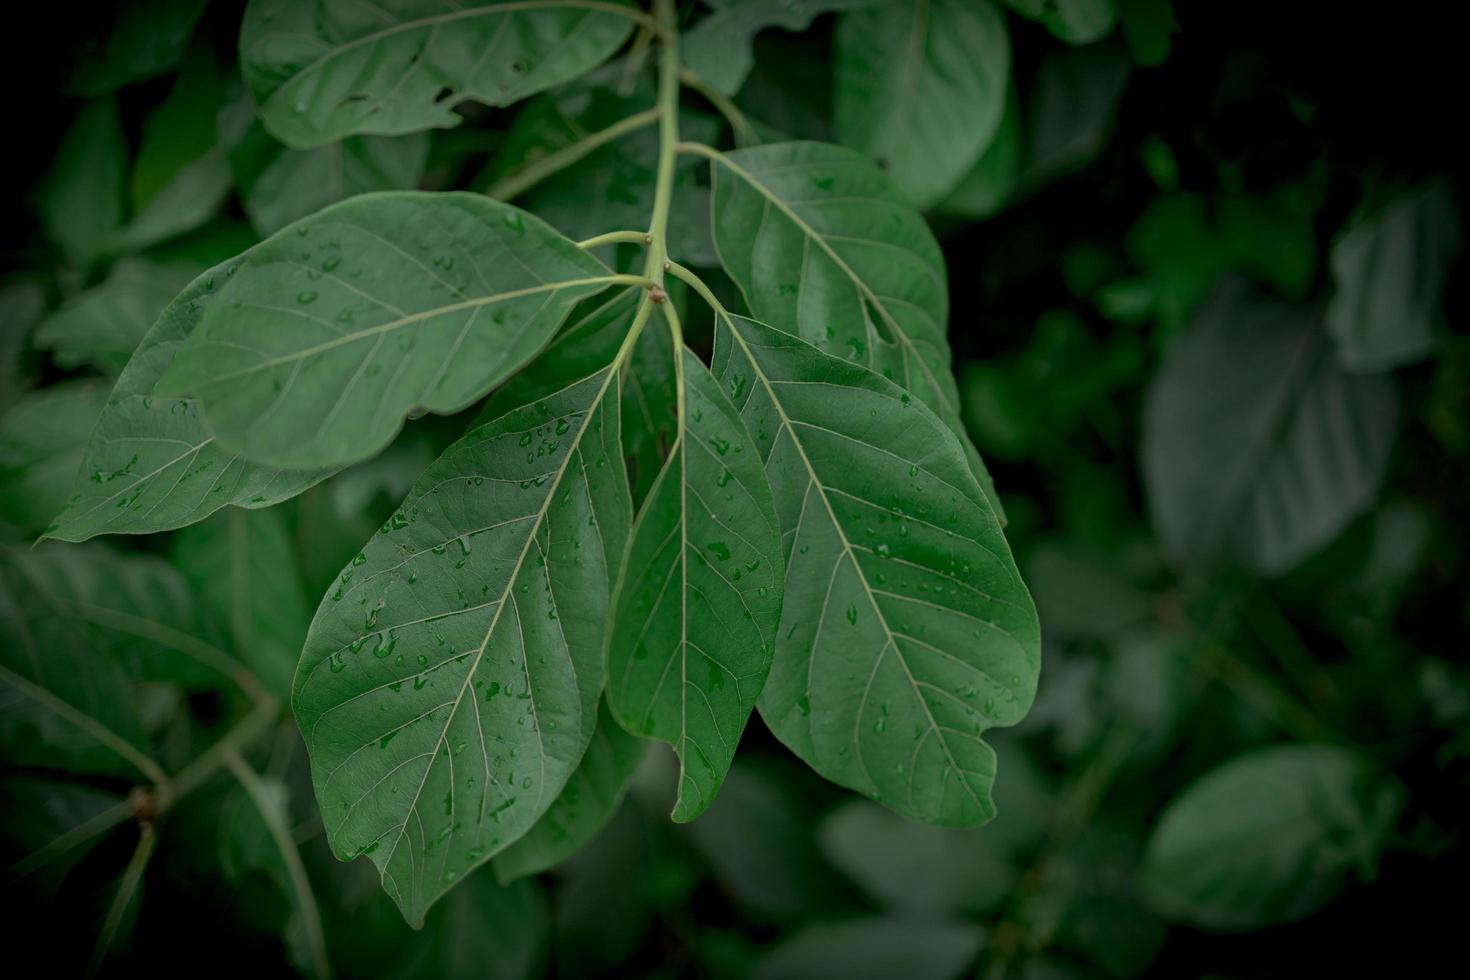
<box><xmin>2</xmin><ymin>0</ymin><xmax>1466</xmax><ymax>977</ymax></box>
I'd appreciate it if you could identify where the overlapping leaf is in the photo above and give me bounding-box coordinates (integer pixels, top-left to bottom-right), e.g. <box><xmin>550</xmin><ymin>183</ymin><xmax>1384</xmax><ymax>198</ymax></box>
<box><xmin>0</xmin><ymin>381</ymin><xmax>108</xmax><ymax>534</ymax></box>
<box><xmin>294</xmin><ymin>367</ymin><xmax>631</xmax><ymax>926</ymax></box>
<box><xmin>702</xmin><ymin>141</ymin><xmax>1003</xmax><ymax>518</ymax></box>
<box><xmin>241</xmin><ymin>0</ymin><xmax>638</xmax><ymax>146</ymax></box>
<box><xmin>834</xmin><ymin>0</ymin><xmax>1010</xmax><ymax>206</ymax></box>
<box><xmin>712</xmin><ymin>313</ymin><xmax>1038</xmax><ymax>826</ymax></box>
<box><xmin>35</xmin><ymin>259</ymin><xmax>196</xmax><ymax>374</ymax></box>
<box><xmin>45</xmin><ymin>258</ymin><xmax>332</xmax><ymax>543</ymax></box>
<box><xmin>683</xmin><ymin>0</ymin><xmax>884</xmax><ymax>96</ymax></box>
<box><xmin>156</xmin><ymin>192</ymin><xmax>620</xmax><ymax>470</ymax></box>
<box><xmin>606</xmin><ymin>345</ymin><xmax>783</xmax><ymax>821</ymax></box>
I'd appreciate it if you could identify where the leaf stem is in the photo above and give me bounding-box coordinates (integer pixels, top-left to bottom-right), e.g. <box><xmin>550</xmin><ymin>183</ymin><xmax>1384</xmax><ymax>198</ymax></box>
<box><xmin>484</xmin><ymin>106</ymin><xmax>661</xmax><ymax>201</ymax></box>
<box><xmin>224</xmin><ymin>750</ymin><xmax>332</xmax><ymax>980</ymax></box>
<box><xmin>677</xmin><ymin>67</ymin><xmax>756</xmax><ymax>147</ymax></box>
<box><xmin>7</xmin><ymin>798</ymin><xmax>136</xmax><ymax>881</ymax></box>
<box><xmin>643</xmin><ymin>0</ymin><xmax>681</xmax><ymax>286</ymax></box>
<box><xmin>578</xmin><ymin>230</ymin><xmax>651</xmax><ymax>250</ymax></box>
<box><xmin>166</xmin><ymin>696</ymin><xmax>281</xmax><ymax>806</ymax></box>
<box><xmin>665</xmin><ymin>261</ymin><xmax>726</xmax><ymax>315</ymax></box>
<box><xmin>87</xmin><ymin>821</ymin><xmax>158</xmax><ymax>977</ymax></box>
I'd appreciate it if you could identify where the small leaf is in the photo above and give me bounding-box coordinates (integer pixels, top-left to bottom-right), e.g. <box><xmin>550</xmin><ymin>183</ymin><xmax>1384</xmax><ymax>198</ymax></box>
<box><xmin>702</xmin><ymin>141</ymin><xmax>1005</xmax><ymax>520</ymax></box>
<box><xmin>0</xmin><ymin>380</ymin><xmax>108</xmax><ymax>534</ymax></box>
<box><xmin>683</xmin><ymin>0</ymin><xmax>885</xmax><ymax>96</ymax></box>
<box><xmin>220</xmin><ymin>89</ymin><xmax>430</xmax><ymax>237</ymax></box>
<box><xmin>1326</xmin><ymin>180</ymin><xmax>1462</xmax><ymax>371</ymax></box>
<box><xmin>156</xmin><ymin>192</ymin><xmax>621</xmax><ymax>470</ymax></box>
<box><xmin>712</xmin><ymin>313</ymin><xmax>1039</xmax><ymax>826</ymax></box>
<box><xmin>46</xmin><ymin>260</ymin><xmax>333</xmax><ymax>543</ymax></box>
<box><xmin>1143</xmin><ymin>744</ymin><xmax>1403</xmax><ymax>930</ymax></box>
<box><xmin>754</xmin><ymin>918</ymin><xmax>984</xmax><ymax>980</ymax></box>
<box><xmin>606</xmin><ymin>346</ymin><xmax>783</xmax><ymax>821</ymax></box>
<box><xmin>834</xmin><ymin>0</ymin><xmax>1010</xmax><ymax>206</ymax></box>
<box><xmin>67</xmin><ymin>0</ymin><xmax>209</xmax><ymax>96</ymax></box>
<box><xmin>1005</xmin><ymin>0</ymin><xmax>1118</xmax><ymax>44</ymax></box>
<box><xmin>1143</xmin><ymin>278</ymin><xmax>1400</xmax><ymax>574</ymax></box>
<box><xmin>241</xmin><ymin>0</ymin><xmax>638</xmax><ymax>146</ymax></box>
<box><xmin>494</xmin><ymin>700</ymin><xmax>646</xmax><ymax>883</ymax></box>
<box><xmin>294</xmin><ymin>366</ymin><xmax>631</xmax><ymax>926</ymax></box>
<box><xmin>35</xmin><ymin>258</ymin><xmax>197</xmax><ymax>374</ymax></box>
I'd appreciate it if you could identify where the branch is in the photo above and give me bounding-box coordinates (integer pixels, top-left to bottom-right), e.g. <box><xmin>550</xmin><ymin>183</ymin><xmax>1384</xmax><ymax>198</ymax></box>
<box><xmin>484</xmin><ymin>107</ymin><xmax>661</xmax><ymax>202</ymax></box>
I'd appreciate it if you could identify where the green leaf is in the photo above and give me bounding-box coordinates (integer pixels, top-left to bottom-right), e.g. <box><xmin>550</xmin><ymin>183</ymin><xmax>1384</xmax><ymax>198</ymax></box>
<box><xmin>474</xmin><ymin>286</ymin><xmax>677</xmax><ymax>505</ymax></box>
<box><xmin>1142</xmin><ymin>744</ymin><xmax>1403</xmax><ymax>930</ymax></box>
<box><xmin>0</xmin><ymin>282</ymin><xmax>45</xmax><ymax>413</ymax></box>
<box><xmin>45</xmin><ymin>260</ymin><xmax>333</xmax><ymax>543</ymax></box>
<box><xmin>712</xmin><ymin>313</ymin><xmax>1039</xmax><ymax>826</ymax></box>
<box><xmin>937</xmin><ymin>85</ymin><xmax>1022</xmax><ymax>220</ymax></box>
<box><xmin>0</xmin><ymin>380</ymin><xmax>108</xmax><ymax>534</ymax></box>
<box><xmin>1117</xmin><ymin>0</ymin><xmax>1177</xmax><ymax>66</ymax></box>
<box><xmin>833</xmin><ymin>0</ymin><xmax>1010</xmax><ymax>206</ymax></box>
<box><xmin>606</xmin><ymin>345</ymin><xmax>783</xmax><ymax>821</ymax></box>
<box><xmin>494</xmin><ymin>700</ymin><xmax>646</xmax><ymax>882</ymax></box>
<box><xmin>156</xmin><ymin>192</ymin><xmax>623</xmax><ymax>470</ymax></box>
<box><xmin>220</xmin><ymin>90</ymin><xmax>430</xmax><ymax>237</ymax></box>
<box><xmin>1005</xmin><ymin>0</ymin><xmax>1118</xmax><ymax>44</ymax></box>
<box><xmin>173</xmin><ymin>506</ymin><xmax>313</xmax><ymax>701</ymax></box>
<box><xmin>1020</xmin><ymin>42</ymin><xmax>1130</xmax><ymax>191</ymax></box>
<box><xmin>1143</xmin><ymin>279</ymin><xmax>1400</xmax><ymax>574</ymax></box>
<box><xmin>754</xmin><ymin>918</ymin><xmax>984</xmax><ymax>980</ymax></box>
<box><xmin>701</xmin><ymin>141</ymin><xmax>1005</xmax><ymax>521</ymax></box>
<box><xmin>35</xmin><ymin>259</ymin><xmax>197</xmax><ymax>374</ymax></box>
<box><xmin>241</xmin><ymin>0</ymin><xmax>639</xmax><ymax>147</ymax></box>
<box><xmin>110</xmin><ymin>149</ymin><xmax>235</xmax><ymax>255</ymax></box>
<box><xmin>67</xmin><ymin>0</ymin><xmax>209</xmax><ymax>96</ymax></box>
<box><xmin>293</xmin><ymin>365</ymin><xmax>632</xmax><ymax>926</ymax></box>
<box><xmin>1326</xmin><ymin>180</ymin><xmax>1462</xmax><ymax>371</ymax></box>
<box><xmin>0</xmin><ymin>776</ymin><xmax>127</xmax><ymax>892</ymax></box>
<box><xmin>0</xmin><ymin>548</ymin><xmax>151</xmax><ymax>779</ymax></box>
<box><xmin>130</xmin><ymin>41</ymin><xmax>231</xmax><ymax>211</ymax></box>
<box><xmin>683</xmin><ymin>0</ymin><xmax>884</xmax><ymax>96</ymax></box>
<box><xmin>40</xmin><ymin>99</ymin><xmax>128</xmax><ymax>267</ymax></box>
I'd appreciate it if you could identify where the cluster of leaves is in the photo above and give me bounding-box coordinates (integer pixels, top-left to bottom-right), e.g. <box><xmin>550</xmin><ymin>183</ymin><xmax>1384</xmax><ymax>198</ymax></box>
<box><xmin>2</xmin><ymin>1</ymin><xmax>1466</xmax><ymax>977</ymax></box>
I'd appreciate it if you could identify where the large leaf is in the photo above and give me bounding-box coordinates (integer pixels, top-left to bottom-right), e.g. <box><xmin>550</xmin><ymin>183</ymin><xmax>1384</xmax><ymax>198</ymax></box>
<box><xmin>0</xmin><ymin>549</ymin><xmax>150</xmax><ymax>779</ymax></box>
<box><xmin>606</xmin><ymin>345</ymin><xmax>783</xmax><ymax>821</ymax></box>
<box><xmin>712</xmin><ymin>313</ymin><xmax>1038</xmax><ymax>826</ymax></box>
<box><xmin>294</xmin><ymin>366</ymin><xmax>632</xmax><ymax>926</ymax></box>
<box><xmin>220</xmin><ymin>91</ymin><xmax>430</xmax><ymax>237</ymax></box>
<box><xmin>0</xmin><ymin>381</ymin><xmax>108</xmax><ymax>534</ymax></box>
<box><xmin>683</xmin><ymin>0</ymin><xmax>883</xmax><ymax>96</ymax></box>
<box><xmin>34</xmin><ymin>259</ymin><xmax>197</xmax><ymax>374</ymax></box>
<box><xmin>45</xmin><ymin>259</ymin><xmax>333</xmax><ymax>543</ymax></box>
<box><xmin>156</xmin><ymin>192</ymin><xmax>621</xmax><ymax>470</ymax></box>
<box><xmin>1326</xmin><ymin>180</ymin><xmax>1462</xmax><ymax>371</ymax></box>
<box><xmin>494</xmin><ymin>700</ymin><xmax>645</xmax><ymax>882</ymax></box>
<box><xmin>833</xmin><ymin>0</ymin><xmax>1010</xmax><ymax>206</ymax></box>
<box><xmin>938</xmin><ymin>85</ymin><xmax>1022</xmax><ymax>221</ymax></box>
<box><xmin>1143</xmin><ymin>279</ymin><xmax>1400</xmax><ymax>574</ymax></box>
<box><xmin>1142</xmin><ymin>745</ymin><xmax>1402</xmax><ymax>930</ymax></box>
<box><xmin>240</xmin><ymin>0</ymin><xmax>639</xmax><ymax>147</ymax></box>
<box><xmin>173</xmin><ymin>506</ymin><xmax>313</xmax><ymax>701</ymax></box>
<box><xmin>701</xmin><ymin>141</ymin><xmax>1004</xmax><ymax>519</ymax></box>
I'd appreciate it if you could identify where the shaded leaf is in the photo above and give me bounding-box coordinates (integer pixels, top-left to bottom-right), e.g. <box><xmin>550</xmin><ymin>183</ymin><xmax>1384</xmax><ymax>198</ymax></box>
<box><xmin>35</xmin><ymin>258</ymin><xmax>197</xmax><ymax>374</ymax></box>
<box><xmin>241</xmin><ymin>0</ymin><xmax>638</xmax><ymax>146</ymax></box>
<box><xmin>1326</xmin><ymin>179</ymin><xmax>1462</xmax><ymax>371</ymax></box>
<box><xmin>39</xmin><ymin>99</ymin><xmax>127</xmax><ymax>267</ymax></box>
<box><xmin>754</xmin><ymin>918</ymin><xmax>983</xmax><ymax>980</ymax></box>
<box><xmin>1142</xmin><ymin>744</ymin><xmax>1402</xmax><ymax>930</ymax></box>
<box><xmin>937</xmin><ymin>85</ymin><xmax>1022</xmax><ymax>221</ymax></box>
<box><xmin>1006</xmin><ymin>0</ymin><xmax>1117</xmax><ymax>44</ymax></box>
<box><xmin>294</xmin><ymin>366</ymin><xmax>631</xmax><ymax>926</ymax></box>
<box><xmin>834</xmin><ymin>0</ymin><xmax>1010</xmax><ymax>206</ymax></box>
<box><xmin>1143</xmin><ymin>279</ymin><xmax>1400</xmax><ymax>574</ymax></box>
<box><xmin>1020</xmin><ymin>42</ymin><xmax>1130</xmax><ymax>191</ymax></box>
<box><xmin>684</xmin><ymin>0</ymin><xmax>883</xmax><ymax>96</ymax></box>
<box><xmin>712</xmin><ymin>313</ymin><xmax>1038</xmax><ymax>826</ymax></box>
<box><xmin>67</xmin><ymin>0</ymin><xmax>209</xmax><ymax>95</ymax></box>
<box><xmin>606</xmin><ymin>346</ymin><xmax>783</xmax><ymax>821</ymax></box>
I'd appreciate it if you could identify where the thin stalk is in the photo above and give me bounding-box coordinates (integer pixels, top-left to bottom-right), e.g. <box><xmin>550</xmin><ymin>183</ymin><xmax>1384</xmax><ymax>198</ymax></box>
<box><xmin>166</xmin><ymin>696</ymin><xmax>281</xmax><ymax>806</ymax></box>
<box><xmin>7</xmin><ymin>799</ymin><xmax>135</xmax><ymax>881</ymax></box>
<box><xmin>678</xmin><ymin>67</ymin><xmax>756</xmax><ymax>147</ymax></box>
<box><xmin>643</xmin><ymin>0</ymin><xmax>681</xmax><ymax>285</ymax></box>
<box><xmin>87</xmin><ymin>822</ymin><xmax>158</xmax><ymax>977</ymax></box>
<box><xmin>484</xmin><ymin>107</ymin><xmax>661</xmax><ymax>201</ymax></box>
<box><xmin>224</xmin><ymin>750</ymin><xmax>331</xmax><ymax>980</ymax></box>
<box><xmin>666</xmin><ymin>261</ymin><xmax>725</xmax><ymax>314</ymax></box>
<box><xmin>578</xmin><ymin>230</ymin><xmax>651</xmax><ymax>250</ymax></box>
